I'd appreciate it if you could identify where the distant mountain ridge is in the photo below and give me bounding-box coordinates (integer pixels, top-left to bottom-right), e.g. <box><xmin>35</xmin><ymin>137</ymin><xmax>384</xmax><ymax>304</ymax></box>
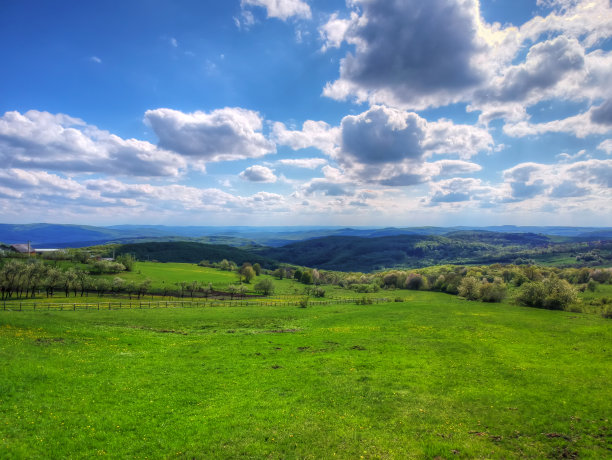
<box><xmin>1</xmin><ymin>223</ymin><xmax>612</xmax><ymax>248</ymax></box>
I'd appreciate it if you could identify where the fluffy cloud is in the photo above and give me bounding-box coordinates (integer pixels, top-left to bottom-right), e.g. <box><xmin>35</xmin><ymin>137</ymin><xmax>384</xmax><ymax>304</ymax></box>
<box><xmin>276</xmin><ymin>106</ymin><xmax>493</xmax><ymax>187</ymax></box>
<box><xmin>320</xmin><ymin>0</ymin><xmax>612</xmax><ymax>139</ymax></box>
<box><xmin>337</xmin><ymin>106</ymin><xmax>492</xmax><ymax>185</ymax></box>
<box><xmin>272</xmin><ymin>120</ymin><xmax>338</xmax><ymax>155</ymax></box>
<box><xmin>0</xmin><ymin>110</ymin><xmax>186</xmax><ymax>177</ymax></box>
<box><xmin>0</xmin><ymin>168</ymin><xmax>294</xmax><ymax>221</ymax></box>
<box><xmin>241</xmin><ymin>0</ymin><xmax>311</xmax><ymax>21</ymax></box>
<box><xmin>144</xmin><ymin>108</ymin><xmax>276</xmax><ymax>170</ymax></box>
<box><xmin>322</xmin><ymin>0</ymin><xmax>485</xmax><ymax>109</ymax></box>
<box><xmin>598</xmin><ymin>139</ymin><xmax>612</xmax><ymax>155</ymax></box>
<box><xmin>340</xmin><ymin>106</ymin><xmax>426</xmax><ymax>165</ymax></box>
<box><xmin>429</xmin><ymin>160</ymin><xmax>482</xmax><ymax>177</ymax></box>
<box><xmin>239</xmin><ymin>165</ymin><xmax>278</xmax><ymax>182</ymax></box>
<box><xmin>428</xmin><ymin>178</ymin><xmax>495</xmax><ymax>204</ymax></box>
<box><xmin>477</xmin><ymin>36</ymin><xmax>584</xmax><ymax>104</ymax></box>
<box><xmin>318</xmin><ymin>12</ymin><xmax>353</xmax><ymax>51</ymax></box>
<box><xmin>503</xmin><ymin>101</ymin><xmax>612</xmax><ymax>138</ymax></box>
<box><xmin>277</xmin><ymin>158</ymin><xmax>327</xmax><ymax>169</ymax></box>
<box><xmin>0</xmin><ymin>169</ymin><xmax>85</xmax><ymax>200</ymax></box>
<box><xmin>524</xmin><ymin>0</ymin><xmax>612</xmax><ymax>48</ymax></box>
<box><xmin>502</xmin><ymin>159</ymin><xmax>612</xmax><ymax>201</ymax></box>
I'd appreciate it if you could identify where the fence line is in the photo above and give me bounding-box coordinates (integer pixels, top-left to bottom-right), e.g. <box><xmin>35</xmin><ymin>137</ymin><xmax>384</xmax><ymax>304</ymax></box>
<box><xmin>1</xmin><ymin>297</ymin><xmax>392</xmax><ymax>312</ymax></box>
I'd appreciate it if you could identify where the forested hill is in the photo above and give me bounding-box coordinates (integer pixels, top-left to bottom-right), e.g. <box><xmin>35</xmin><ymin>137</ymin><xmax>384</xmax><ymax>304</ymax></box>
<box><xmin>254</xmin><ymin>232</ymin><xmax>612</xmax><ymax>272</ymax></box>
<box><xmin>114</xmin><ymin>242</ymin><xmax>276</xmax><ymax>268</ymax></box>
<box><xmin>68</xmin><ymin>233</ymin><xmax>612</xmax><ymax>272</ymax></box>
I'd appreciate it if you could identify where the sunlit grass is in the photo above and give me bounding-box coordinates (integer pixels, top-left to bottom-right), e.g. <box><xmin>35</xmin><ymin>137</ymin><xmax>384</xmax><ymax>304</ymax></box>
<box><xmin>1</xmin><ymin>291</ymin><xmax>610</xmax><ymax>458</ymax></box>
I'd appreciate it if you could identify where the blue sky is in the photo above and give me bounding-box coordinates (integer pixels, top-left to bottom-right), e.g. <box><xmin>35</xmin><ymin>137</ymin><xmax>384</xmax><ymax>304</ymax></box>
<box><xmin>0</xmin><ymin>0</ymin><xmax>610</xmax><ymax>226</ymax></box>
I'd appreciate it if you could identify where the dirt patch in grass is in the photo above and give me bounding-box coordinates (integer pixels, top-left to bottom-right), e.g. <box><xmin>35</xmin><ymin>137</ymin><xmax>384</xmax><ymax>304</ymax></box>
<box><xmin>127</xmin><ymin>325</ymin><xmax>188</xmax><ymax>335</ymax></box>
<box><xmin>34</xmin><ymin>337</ymin><xmax>65</xmax><ymax>345</ymax></box>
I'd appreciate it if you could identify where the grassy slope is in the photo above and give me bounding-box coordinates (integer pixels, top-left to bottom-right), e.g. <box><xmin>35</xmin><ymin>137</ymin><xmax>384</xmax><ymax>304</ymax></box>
<box><xmin>1</xmin><ymin>293</ymin><xmax>610</xmax><ymax>459</ymax></box>
<box><xmin>111</xmin><ymin>262</ymin><xmax>240</xmax><ymax>290</ymax></box>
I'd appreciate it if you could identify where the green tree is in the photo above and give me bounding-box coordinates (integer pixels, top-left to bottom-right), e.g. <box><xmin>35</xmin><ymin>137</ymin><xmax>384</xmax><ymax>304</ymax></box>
<box><xmin>479</xmin><ymin>279</ymin><xmax>507</xmax><ymax>302</ymax></box>
<box><xmin>116</xmin><ymin>254</ymin><xmax>135</xmax><ymax>272</ymax></box>
<box><xmin>300</xmin><ymin>270</ymin><xmax>313</xmax><ymax>285</ymax></box>
<box><xmin>137</xmin><ymin>279</ymin><xmax>152</xmax><ymax>299</ymax></box>
<box><xmin>254</xmin><ymin>278</ymin><xmax>274</xmax><ymax>296</ymax></box>
<box><xmin>239</xmin><ymin>264</ymin><xmax>256</xmax><ymax>283</ymax></box>
<box><xmin>458</xmin><ymin>276</ymin><xmax>481</xmax><ymax>300</ymax></box>
<box><xmin>252</xmin><ymin>263</ymin><xmax>261</xmax><ymax>276</ymax></box>
<box><xmin>516</xmin><ymin>278</ymin><xmax>577</xmax><ymax>310</ymax></box>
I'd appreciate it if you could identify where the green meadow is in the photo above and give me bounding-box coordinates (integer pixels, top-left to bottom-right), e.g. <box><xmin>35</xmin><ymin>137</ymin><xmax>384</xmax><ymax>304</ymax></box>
<box><xmin>1</xmin><ymin>291</ymin><xmax>610</xmax><ymax>459</ymax></box>
<box><xmin>109</xmin><ymin>262</ymin><xmax>240</xmax><ymax>290</ymax></box>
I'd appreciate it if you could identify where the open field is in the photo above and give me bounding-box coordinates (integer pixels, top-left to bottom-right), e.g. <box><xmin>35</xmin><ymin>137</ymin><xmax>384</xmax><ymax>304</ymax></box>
<box><xmin>1</xmin><ymin>292</ymin><xmax>610</xmax><ymax>459</ymax></box>
<box><xmin>108</xmin><ymin>262</ymin><xmax>240</xmax><ymax>290</ymax></box>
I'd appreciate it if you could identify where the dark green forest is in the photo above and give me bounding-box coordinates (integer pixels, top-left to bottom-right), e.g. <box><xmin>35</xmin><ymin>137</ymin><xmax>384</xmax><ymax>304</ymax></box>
<box><xmin>73</xmin><ymin>231</ymin><xmax>612</xmax><ymax>272</ymax></box>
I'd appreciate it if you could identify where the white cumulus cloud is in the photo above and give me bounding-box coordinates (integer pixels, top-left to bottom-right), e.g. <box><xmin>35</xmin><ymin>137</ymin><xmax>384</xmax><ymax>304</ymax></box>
<box><xmin>144</xmin><ymin>107</ymin><xmax>276</xmax><ymax>170</ymax></box>
<box><xmin>239</xmin><ymin>165</ymin><xmax>278</xmax><ymax>183</ymax></box>
<box><xmin>0</xmin><ymin>110</ymin><xmax>186</xmax><ymax>177</ymax></box>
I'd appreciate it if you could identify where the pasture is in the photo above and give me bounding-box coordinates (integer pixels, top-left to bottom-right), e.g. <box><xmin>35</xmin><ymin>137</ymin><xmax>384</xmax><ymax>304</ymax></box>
<box><xmin>1</xmin><ymin>292</ymin><xmax>610</xmax><ymax>459</ymax></box>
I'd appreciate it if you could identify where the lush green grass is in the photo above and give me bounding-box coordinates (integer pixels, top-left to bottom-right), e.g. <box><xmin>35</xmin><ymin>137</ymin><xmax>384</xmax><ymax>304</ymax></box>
<box><xmin>112</xmin><ymin>262</ymin><xmax>240</xmax><ymax>289</ymax></box>
<box><xmin>1</xmin><ymin>292</ymin><xmax>610</xmax><ymax>459</ymax></box>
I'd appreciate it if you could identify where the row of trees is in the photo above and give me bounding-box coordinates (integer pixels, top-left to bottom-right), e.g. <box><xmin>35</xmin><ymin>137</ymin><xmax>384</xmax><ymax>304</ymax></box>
<box><xmin>0</xmin><ymin>259</ymin><xmax>148</xmax><ymax>300</ymax></box>
<box><xmin>0</xmin><ymin>258</ymin><xmax>276</xmax><ymax>301</ymax></box>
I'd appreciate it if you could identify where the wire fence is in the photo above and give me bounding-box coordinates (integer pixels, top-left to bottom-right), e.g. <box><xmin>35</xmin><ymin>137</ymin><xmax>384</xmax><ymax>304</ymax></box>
<box><xmin>1</xmin><ymin>297</ymin><xmax>393</xmax><ymax>312</ymax></box>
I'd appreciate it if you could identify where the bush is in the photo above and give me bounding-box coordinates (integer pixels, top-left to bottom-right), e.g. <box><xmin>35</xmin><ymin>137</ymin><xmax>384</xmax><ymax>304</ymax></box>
<box><xmin>90</xmin><ymin>260</ymin><xmax>126</xmax><ymax>274</ymax></box>
<box><xmin>352</xmin><ymin>283</ymin><xmax>379</xmax><ymax>293</ymax></box>
<box><xmin>590</xmin><ymin>269</ymin><xmax>611</xmax><ymax>284</ymax></box>
<box><xmin>116</xmin><ymin>254</ymin><xmax>134</xmax><ymax>272</ymax></box>
<box><xmin>516</xmin><ymin>278</ymin><xmax>578</xmax><ymax>310</ymax></box>
<box><xmin>300</xmin><ymin>271</ymin><xmax>313</xmax><ymax>285</ymax></box>
<box><xmin>586</xmin><ymin>279</ymin><xmax>598</xmax><ymax>292</ymax></box>
<box><xmin>458</xmin><ymin>276</ymin><xmax>481</xmax><ymax>300</ymax></box>
<box><xmin>254</xmin><ymin>278</ymin><xmax>274</xmax><ymax>296</ymax></box>
<box><xmin>543</xmin><ymin>278</ymin><xmax>578</xmax><ymax>310</ymax></box>
<box><xmin>515</xmin><ymin>281</ymin><xmax>548</xmax><ymax>308</ymax></box>
<box><xmin>405</xmin><ymin>273</ymin><xmax>426</xmax><ymax>290</ymax></box>
<box><xmin>305</xmin><ymin>286</ymin><xmax>325</xmax><ymax>298</ymax></box>
<box><xmin>479</xmin><ymin>280</ymin><xmax>507</xmax><ymax>303</ymax></box>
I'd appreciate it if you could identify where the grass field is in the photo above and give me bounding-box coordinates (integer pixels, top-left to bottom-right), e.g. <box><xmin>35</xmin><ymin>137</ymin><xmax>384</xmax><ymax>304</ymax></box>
<box><xmin>110</xmin><ymin>262</ymin><xmax>240</xmax><ymax>290</ymax></box>
<box><xmin>1</xmin><ymin>292</ymin><xmax>610</xmax><ymax>459</ymax></box>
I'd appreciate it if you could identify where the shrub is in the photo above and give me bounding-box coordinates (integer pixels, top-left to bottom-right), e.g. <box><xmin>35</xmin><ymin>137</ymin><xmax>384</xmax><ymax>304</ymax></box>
<box><xmin>515</xmin><ymin>281</ymin><xmax>547</xmax><ymax>308</ymax></box>
<box><xmin>305</xmin><ymin>286</ymin><xmax>325</xmax><ymax>298</ymax></box>
<box><xmin>479</xmin><ymin>280</ymin><xmax>507</xmax><ymax>303</ymax></box>
<box><xmin>601</xmin><ymin>305</ymin><xmax>612</xmax><ymax>319</ymax></box>
<box><xmin>586</xmin><ymin>279</ymin><xmax>598</xmax><ymax>292</ymax></box>
<box><xmin>352</xmin><ymin>283</ymin><xmax>379</xmax><ymax>293</ymax></box>
<box><xmin>356</xmin><ymin>297</ymin><xmax>373</xmax><ymax>305</ymax></box>
<box><xmin>298</xmin><ymin>296</ymin><xmax>309</xmax><ymax>308</ymax></box>
<box><xmin>300</xmin><ymin>271</ymin><xmax>313</xmax><ymax>285</ymax></box>
<box><xmin>590</xmin><ymin>269</ymin><xmax>611</xmax><ymax>284</ymax></box>
<box><xmin>516</xmin><ymin>278</ymin><xmax>578</xmax><ymax>310</ymax></box>
<box><xmin>254</xmin><ymin>278</ymin><xmax>274</xmax><ymax>296</ymax></box>
<box><xmin>405</xmin><ymin>273</ymin><xmax>426</xmax><ymax>290</ymax></box>
<box><xmin>543</xmin><ymin>278</ymin><xmax>578</xmax><ymax>310</ymax></box>
<box><xmin>458</xmin><ymin>276</ymin><xmax>481</xmax><ymax>300</ymax></box>
<box><xmin>116</xmin><ymin>254</ymin><xmax>134</xmax><ymax>272</ymax></box>
<box><xmin>565</xmin><ymin>303</ymin><xmax>583</xmax><ymax>313</ymax></box>
<box><xmin>90</xmin><ymin>260</ymin><xmax>126</xmax><ymax>274</ymax></box>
